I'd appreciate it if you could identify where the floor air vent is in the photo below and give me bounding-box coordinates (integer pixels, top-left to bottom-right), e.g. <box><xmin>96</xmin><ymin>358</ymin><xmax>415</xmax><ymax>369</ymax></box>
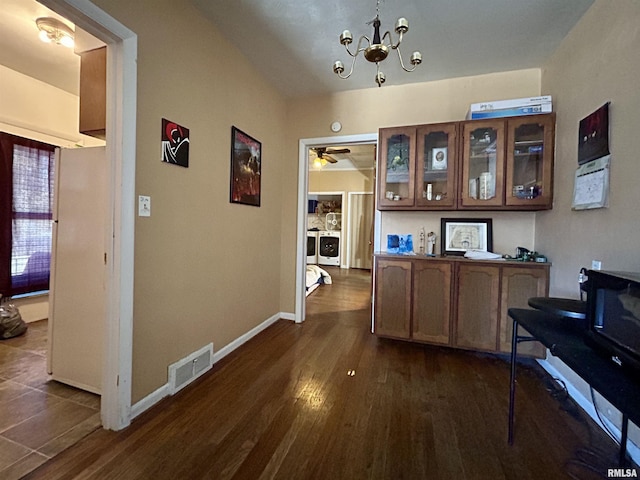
<box><xmin>168</xmin><ymin>343</ymin><xmax>214</xmax><ymax>394</ymax></box>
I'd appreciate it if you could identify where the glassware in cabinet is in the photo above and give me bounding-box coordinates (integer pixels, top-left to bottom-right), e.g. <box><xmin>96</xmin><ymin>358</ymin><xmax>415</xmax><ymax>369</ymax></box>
<box><xmin>505</xmin><ymin>114</ymin><xmax>555</xmax><ymax>208</ymax></box>
<box><xmin>377</xmin><ymin>127</ymin><xmax>416</xmax><ymax>208</ymax></box>
<box><xmin>460</xmin><ymin>120</ymin><xmax>505</xmax><ymax>208</ymax></box>
<box><xmin>416</xmin><ymin>123</ymin><xmax>458</xmax><ymax>209</ymax></box>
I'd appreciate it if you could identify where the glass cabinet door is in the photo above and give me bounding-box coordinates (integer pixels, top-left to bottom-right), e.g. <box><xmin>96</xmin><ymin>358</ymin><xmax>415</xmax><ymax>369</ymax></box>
<box><xmin>460</xmin><ymin>120</ymin><xmax>505</xmax><ymax>208</ymax></box>
<box><xmin>377</xmin><ymin>127</ymin><xmax>416</xmax><ymax>209</ymax></box>
<box><xmin>505</xmin><ymin>114</ymin><xmax>555</xmax><ymax>208</ymax></box>
<box><xmin>416</xmin><ymin>123</ymin><xmax>458</xmax><ymax>209</ymax></box>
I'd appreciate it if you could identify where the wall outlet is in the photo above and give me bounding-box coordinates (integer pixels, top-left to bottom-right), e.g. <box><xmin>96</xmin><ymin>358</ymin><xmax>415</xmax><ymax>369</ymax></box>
<box><xmin>591</xmin><ymin>260</ymin><xmax>602</xmax><ymax>270</ymax></box>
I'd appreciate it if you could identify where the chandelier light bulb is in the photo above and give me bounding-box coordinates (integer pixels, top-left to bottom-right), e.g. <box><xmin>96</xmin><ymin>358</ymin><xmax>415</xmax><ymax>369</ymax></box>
<box><xmin>395</xmin><ymin>18</ymin><xmax>409</xmax><ymax>34</ymax></box>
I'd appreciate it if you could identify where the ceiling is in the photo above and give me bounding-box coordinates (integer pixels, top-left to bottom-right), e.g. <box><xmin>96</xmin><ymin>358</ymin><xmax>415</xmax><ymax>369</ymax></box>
<box><xmin>193</xmin><ymin>0</ymin><xmax>595</xmax><ymax>98</ymax></box>
<box><xmin>3</xmin><ymin>0</ymin><xmax>594</xmax><ymax>99</ymax></box>
<box><xmin>308</xmin><ymin>144</ymin><xmax>376</xmax><ymax>172</ymax></box>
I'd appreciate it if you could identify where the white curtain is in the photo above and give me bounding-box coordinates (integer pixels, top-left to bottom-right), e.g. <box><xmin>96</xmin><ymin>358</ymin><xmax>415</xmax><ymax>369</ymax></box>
<box><xmin>348</xmin><ymin>193</ymin><xmax>374</xmax><ymax>269</ymax></box>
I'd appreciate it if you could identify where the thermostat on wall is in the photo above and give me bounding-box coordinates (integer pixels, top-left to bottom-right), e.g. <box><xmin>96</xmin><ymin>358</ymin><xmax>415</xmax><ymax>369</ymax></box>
<box><xmin>331</xmin><ymin>121</ymin><xmax>342</xmax><ymax>133</ymax></box>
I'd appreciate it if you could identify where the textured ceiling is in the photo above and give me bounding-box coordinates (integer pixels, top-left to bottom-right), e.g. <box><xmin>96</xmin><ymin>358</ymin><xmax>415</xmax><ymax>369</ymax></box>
<box><xmin>3</xmin><ymin>0</ymin><xmax>594</xmax><ymax>99</ymax></box>
<box><xmin>193</xmin><ymin>0</ymin><xmax>595</xmax><ymax>98</ymax></box>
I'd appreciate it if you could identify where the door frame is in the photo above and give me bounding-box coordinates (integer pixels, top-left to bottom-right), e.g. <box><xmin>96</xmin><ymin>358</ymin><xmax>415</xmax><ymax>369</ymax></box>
<box><xmin>296</xmin><ymin>133</ymin><xmax>378</xmax><ymax>323</ymax></box>
<box><xmin>41</xmin><ymin>0</ymin><xmax>137</xmax><ymax>430</ymax></box>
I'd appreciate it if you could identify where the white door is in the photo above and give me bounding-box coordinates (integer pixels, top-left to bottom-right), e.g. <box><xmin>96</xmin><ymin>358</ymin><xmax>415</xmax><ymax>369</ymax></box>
<box><xmin>348</xmin><ymin>192</ymin><xmax>374</xmax><ymax>269</ymax></box>
<box><xmin>47</xmin><ymin>146</ymin><xmax>107</xmax><ymax>394</ymax></box>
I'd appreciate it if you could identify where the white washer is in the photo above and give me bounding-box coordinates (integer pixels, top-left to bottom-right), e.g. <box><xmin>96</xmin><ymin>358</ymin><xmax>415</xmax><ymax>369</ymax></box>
<box><xmin>307</xmin><ymin>231</ymin><xmax>318</xmax><ymax>264</ymax></box>
<box><xmin>318</xmin><ymin>230</ymin><xmax>341</xmax><ymax>266</ymax></box>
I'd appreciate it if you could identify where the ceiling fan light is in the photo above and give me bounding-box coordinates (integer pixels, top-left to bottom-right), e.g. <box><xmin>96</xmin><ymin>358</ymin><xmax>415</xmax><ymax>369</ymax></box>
<box><xmin>313</xmin><ymin>158</ymin><xmax>323</xmax><ymax>169</ymax></box>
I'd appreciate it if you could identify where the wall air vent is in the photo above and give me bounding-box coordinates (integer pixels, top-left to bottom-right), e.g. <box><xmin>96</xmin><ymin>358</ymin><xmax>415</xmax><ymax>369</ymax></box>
<box><xmin>168</xmin><ymin>343</ymin><xmax>214</xmax><ymax>394</ymax></box>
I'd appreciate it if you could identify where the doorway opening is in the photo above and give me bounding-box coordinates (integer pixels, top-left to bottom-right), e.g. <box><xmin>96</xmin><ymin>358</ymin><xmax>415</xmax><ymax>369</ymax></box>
<box><xmin>39</xmin><ymin>0</ymin><xmax>137</xmax><ymax>431</ymax></box>
<box><xmin>296</xmin><ymin>133</ymin><xmax>379</xmax><ymax>324</ymax></box>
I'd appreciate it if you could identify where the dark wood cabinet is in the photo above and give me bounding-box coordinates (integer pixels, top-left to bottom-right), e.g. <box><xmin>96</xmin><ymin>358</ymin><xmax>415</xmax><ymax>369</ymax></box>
<box><xmin>79</xmin><ymin>47</ymin><xmax>106</xmax><ymax>139</ymax></box>
<box><xmin>377</xmin><ymin>114</ymin><xmax>555</xmax><ymax>211</ymax></box>
<box><xmin>374</xmin><ymin>258</ymin><xmax>412</xmax><ymax>339</ymax></box>
<box><xmin>412</xmin><ymin>260</ymin><xmax>452</xmax><ymax>345</ymax></box>
<box><xmin>454</xmin><ymin>263</ymin><xmax>501</xmax><ymax>351</ymax></box>
<box><xmin>498</xmin><ymin>266</ymin><xmax>548</xmax><ymax>356</ymax></box>
<box><xmin>377</xmin><ymin>127</ymin><xmax>417</xmax><ymax>209</ymax></box>
<box><xmin>373</xmin><ymin>254</ymin><xmax>549</xmax><ymax>356</ymax></box>
<box><xmin>459</xmin><ymin>120</ymin><xmax>506</xmax><ymax>208</ymax></box>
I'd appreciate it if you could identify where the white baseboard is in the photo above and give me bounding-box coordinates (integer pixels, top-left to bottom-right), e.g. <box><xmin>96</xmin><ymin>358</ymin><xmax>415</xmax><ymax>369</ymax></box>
<box><xmin>212</xmin><ymin>312</ymin><xmax>286</xmax><ymax>363</ymax></box>
<box><xmin>130</xmin><ymin>383</ymin><xmax>171</xmax><ymax>419</ymax></box>
<box><xmin>131</xmin><ymin>312</ymin><xmax>293</xmax><ymax>420</ymax></box>
<box><xmin>538</xmin><ymin>358</ymin><xmax>640</xmax><ymax>465</ymax></box>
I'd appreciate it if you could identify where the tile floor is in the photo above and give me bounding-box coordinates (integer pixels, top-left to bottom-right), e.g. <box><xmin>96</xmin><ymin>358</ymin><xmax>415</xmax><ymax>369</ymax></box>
<box><xmin>0</xmin><ymin>319</ymin><xmax>101</xmax><ymax>479</ymax></box>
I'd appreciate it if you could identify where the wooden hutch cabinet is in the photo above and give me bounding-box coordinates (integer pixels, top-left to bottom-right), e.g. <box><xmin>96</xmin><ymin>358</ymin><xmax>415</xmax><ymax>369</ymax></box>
<box><xmin>373</xmin><ymin>254</ymin><xmax>548</xmax><ymax>356</ymax></box>
<box><xmin>377</xmin><ymin>113</ymin><xmax>555</xmax><ymax>211</ymax></box>
<box><xmin>374</xmin><ymin>258</ymin><xmax>412</xmax><ymax>339</ymax></box>
<box><xmin>378</xmin><ymin>123</ymin><xmax>459</xmax><ymax>210</ymax></box>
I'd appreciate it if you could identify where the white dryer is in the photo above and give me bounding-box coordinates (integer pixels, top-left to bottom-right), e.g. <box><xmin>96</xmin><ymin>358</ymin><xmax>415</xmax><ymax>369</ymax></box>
<box><xmin>318</xmin><ymin>230</ymin><xmax>341</xmax><ymax>266</ymax></box>
<box><xmin>307</xmin><ymin>231</ymin><xmax>319</xmax><ymax>264</ymax></box>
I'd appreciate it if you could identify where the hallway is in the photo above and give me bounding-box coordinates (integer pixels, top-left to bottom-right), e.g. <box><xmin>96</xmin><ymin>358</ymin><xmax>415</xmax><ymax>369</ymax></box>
<box><xmin>0</xmin><ymin>319</ymin><xmax>101</xmax><ymax>479</ymax></box>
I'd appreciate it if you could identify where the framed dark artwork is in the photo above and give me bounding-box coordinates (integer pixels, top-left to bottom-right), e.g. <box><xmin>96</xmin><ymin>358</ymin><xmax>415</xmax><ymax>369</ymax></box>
<box><xmin>161</xmin><ymin>118</ymin><xmax>189</xmax><ymax>168</ymax></box>
<box><xmin>441</xmin><ymin>218</ymin><xmax>493</xmax><ymax>256</ymax></box>
<box><xmin>230</xmin><ymin>126</ymin><xmax>261</xmax><ymax>206</ymax></box>
<box><xmin>578</xmin><ymin>102</ymin><xmax>610</xmax><ymax>165</ymax></box>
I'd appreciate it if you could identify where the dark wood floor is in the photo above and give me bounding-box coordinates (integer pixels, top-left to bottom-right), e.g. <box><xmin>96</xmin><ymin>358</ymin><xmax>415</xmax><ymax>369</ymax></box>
<box><xmin>24</xmin><ymin>267</ymin><xmax>622</xmax><ymax>479</ymax></box>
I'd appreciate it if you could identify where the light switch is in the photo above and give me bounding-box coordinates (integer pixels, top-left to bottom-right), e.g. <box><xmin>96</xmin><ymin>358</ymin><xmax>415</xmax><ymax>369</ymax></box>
<box><xmin>138</xmin><ymin>195</ymin><xmax>151</xmax><ymax>217</ymax></box>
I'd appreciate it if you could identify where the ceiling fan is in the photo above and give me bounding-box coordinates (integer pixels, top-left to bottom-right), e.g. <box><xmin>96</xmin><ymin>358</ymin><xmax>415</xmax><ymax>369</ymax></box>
<box><xmin>311</xmin><ymin>146</ymin><xmax>351</xmax><ymax>164</ymax></box>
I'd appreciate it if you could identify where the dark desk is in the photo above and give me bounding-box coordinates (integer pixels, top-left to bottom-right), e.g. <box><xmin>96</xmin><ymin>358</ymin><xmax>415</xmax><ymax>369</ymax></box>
<box><xmin>527</xmin><ymin>297</ymin><xmax>587</xmax><ymax>320</ymax></box>
<box><xmin>508</xmin><ymin>307</ymin><xmax>640</xmax><ymax>466</ymax></box>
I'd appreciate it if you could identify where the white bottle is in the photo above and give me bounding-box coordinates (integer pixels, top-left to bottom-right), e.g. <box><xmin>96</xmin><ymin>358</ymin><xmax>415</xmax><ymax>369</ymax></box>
<box><xmin>479</xmin><ymin>172</ymin><xmax>493</xmax><ymax>200</ymax></box>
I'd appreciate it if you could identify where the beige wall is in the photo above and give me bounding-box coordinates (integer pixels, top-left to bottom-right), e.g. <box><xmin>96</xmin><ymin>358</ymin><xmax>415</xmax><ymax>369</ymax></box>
<box><xmin>309</xmin><ymin>168</ymin><xmax>374</xmax><ymax>194</ymax></box>
<box><xmin>93</xmin><ymin>0</ymin><xmax>287</xmax><ymax>402</ymax></box>
<box><xmin>0</xmin><ymin>64</ymin><xmax>104</xmax><ymax>148</ymax></box>
<box><xmin>282</xmin><ymin>69</ymin><xmax>543</xmax><ymax>310</ymax></box>
<box><xmin>539</xmin><ymin>0</ymin><xmax>640</xmax><ymax>446</ymax></box>
<box><xmin>539</xmin><ymin>0</ymin><xmax>640</xmax><ymax>295</ymax></box>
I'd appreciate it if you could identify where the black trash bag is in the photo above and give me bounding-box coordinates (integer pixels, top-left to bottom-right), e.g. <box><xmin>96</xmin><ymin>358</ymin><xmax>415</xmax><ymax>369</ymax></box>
<box><xmin>0</xmin><ymin>299</ymin><xmax>27</xmax><ymax>339</ymax></box>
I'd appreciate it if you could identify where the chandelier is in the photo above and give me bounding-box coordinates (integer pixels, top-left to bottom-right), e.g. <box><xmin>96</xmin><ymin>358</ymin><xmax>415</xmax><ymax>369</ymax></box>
<box><xmin>332</xmin><ymin>0</ymin><xmax>422</xmax><ymax>87</ymax></box>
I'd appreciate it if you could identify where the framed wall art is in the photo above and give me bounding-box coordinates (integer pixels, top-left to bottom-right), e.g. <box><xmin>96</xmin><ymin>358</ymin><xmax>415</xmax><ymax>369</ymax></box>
<box><xmin>441</xmin><ymin>218</ymin><xmax>492</xmax><ymax>256</ymax></box>
<box><xmin>161</xmin><ymin>118</ymin><xmax>190</xmax><ymax>168</ymax></box>
<box><xmin>230</xmin><ymin>126</ymin><xmax>261</xmax><ymax>207</ymax></box>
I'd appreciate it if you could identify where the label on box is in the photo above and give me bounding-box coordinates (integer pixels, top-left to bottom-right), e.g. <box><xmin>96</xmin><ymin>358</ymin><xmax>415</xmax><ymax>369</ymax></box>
<box><xmin>470</xmin><ymin>95</ymin><xmax>552</xmax><ymax>112</ymax></box>
<box><xmin>470</xmin><ymin>104</ymin><xmax>552</xmax><ymax>119</ymax></box>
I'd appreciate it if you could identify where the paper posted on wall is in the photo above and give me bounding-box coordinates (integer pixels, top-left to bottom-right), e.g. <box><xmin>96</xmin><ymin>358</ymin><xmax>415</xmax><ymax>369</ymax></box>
<box><xmin>572</xmin><ymin>155</ymin><xmax>610</xmax><ymax>210</ymax></box>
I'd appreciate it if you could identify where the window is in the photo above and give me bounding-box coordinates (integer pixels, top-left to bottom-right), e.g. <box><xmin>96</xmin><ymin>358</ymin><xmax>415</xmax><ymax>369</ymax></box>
<box><xmin>0</xmin><ymin>133</ymin><xmax>55</xmax><ymax>296</ymax></box>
